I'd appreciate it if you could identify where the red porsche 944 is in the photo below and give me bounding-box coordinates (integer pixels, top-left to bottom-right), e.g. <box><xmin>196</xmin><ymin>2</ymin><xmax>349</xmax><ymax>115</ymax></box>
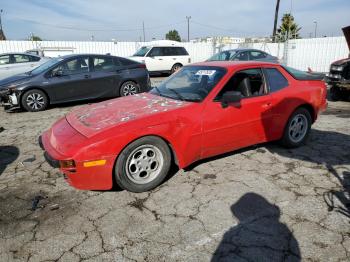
<box><xmin>40</xmin><ymin>61</ymin><xmax>327</xmax><ymax>192</ymax></box>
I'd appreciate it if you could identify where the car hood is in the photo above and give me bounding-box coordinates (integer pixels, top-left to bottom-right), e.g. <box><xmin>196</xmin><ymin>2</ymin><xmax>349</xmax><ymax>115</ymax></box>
<box><xmin>0</xmin><ymin>73</ymin><xmax>33</xmax><ymax>89</ymax></box>
<box><xmin>66</xmin><ymin>93</ymin><xmax>191</xmax><ymax>138</ymax></box>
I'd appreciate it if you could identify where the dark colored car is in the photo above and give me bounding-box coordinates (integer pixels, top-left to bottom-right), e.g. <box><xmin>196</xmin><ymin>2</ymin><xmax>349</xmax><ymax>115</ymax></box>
<box><xmin>0</xmin><ymin>54</ymin><xmax>151</xmax><ymax>112</ymax></box>
<box><xmin>327</xmin><ymin>26</ymin><xmax>350</xmax><ymax>101</ymax></box>
<box><xmin>207</xmin><ymin>48</ymin><xmax>279</xmax><ymax>63</ymax></box>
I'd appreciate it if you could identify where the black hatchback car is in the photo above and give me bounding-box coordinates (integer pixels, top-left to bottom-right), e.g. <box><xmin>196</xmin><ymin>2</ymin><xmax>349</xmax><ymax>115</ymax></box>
<box><xmin>0</xmin><ymin>54</ymin><xmax>150</xmax><ymax>111</ymax></box>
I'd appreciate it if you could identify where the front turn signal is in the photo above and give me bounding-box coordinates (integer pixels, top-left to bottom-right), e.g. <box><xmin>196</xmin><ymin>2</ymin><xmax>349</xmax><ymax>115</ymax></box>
<box><xmin>83</xmin><ymin>159</ymin><xmax>107</xmax><ymax>168</ymax></box>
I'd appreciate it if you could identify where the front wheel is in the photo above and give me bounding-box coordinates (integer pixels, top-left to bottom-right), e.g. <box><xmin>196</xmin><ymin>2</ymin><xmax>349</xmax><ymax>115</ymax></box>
<box><xmin>21</xmin><ymin>89</ymin><xmax>48</xmax><ymax>112</ymax></box>
<box><xmin>114</xmin><ymin>136</ymin><xmax>171</xmax><ymax>192</ymax></box>
<box><xmin>280</xmin><ymin>108</ymin><xmax>312</xmax><ymax>148</ymax></box>
<box><xmin>119</xmin><ymin>81</ymin><xmax>140</xmax><ymax>96</ymax></box>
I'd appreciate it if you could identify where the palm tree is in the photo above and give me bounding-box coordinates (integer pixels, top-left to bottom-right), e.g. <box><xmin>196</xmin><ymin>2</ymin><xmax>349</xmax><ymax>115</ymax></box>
<box><xmin>272</xmin><ymin>0</ymin><xmax>281</xmax><ymax>42</ymax></box>
<box><xmin>276</xmin><ymin>13</ymin><xmax>301</xmax><ymax>42</ymax></box>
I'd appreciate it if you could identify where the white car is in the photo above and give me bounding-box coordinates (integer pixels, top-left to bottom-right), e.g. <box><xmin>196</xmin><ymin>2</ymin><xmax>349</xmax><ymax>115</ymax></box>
<box><xmin>129</xmin><ymin>46</ymin><xmax>191</xmax><ymax>74</ymax></box>
<box><xmin>0</xmin><ymin>53</ymin><xmax>50</xmax><ymax>80</ymax></box>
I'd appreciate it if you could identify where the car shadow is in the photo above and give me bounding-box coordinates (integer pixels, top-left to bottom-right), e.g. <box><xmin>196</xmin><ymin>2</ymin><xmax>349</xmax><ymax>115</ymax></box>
<box><xmin>212</xmin><ymin>193</ymin><xmax>300</xmax><ymax>261</ymax></box>
<box><xmin>0</xmin><ymin>145</ymin><xmax>20</xmax><ymax>176</ymax></box>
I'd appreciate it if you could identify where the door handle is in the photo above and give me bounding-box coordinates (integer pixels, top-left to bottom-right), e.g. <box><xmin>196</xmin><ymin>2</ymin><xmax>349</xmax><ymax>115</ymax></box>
<box><xmin>158</xmin><ymin>58</ymin><xmax>163</xmax><ymax>60</ymax></box>
<box><xmin>84</xmin><ymin>74</ymin><xmax>91</xmax><ymax>79</ymax></box>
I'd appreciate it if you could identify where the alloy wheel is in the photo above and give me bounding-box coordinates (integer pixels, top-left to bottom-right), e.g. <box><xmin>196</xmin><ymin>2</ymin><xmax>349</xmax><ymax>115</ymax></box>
<box><xmin>26</xmin><ymin>93</ymin><xmax>45</xmax><ymax>110</ymax></box>
<box><xmin>125</xmin><ymin>144</ymin><xmax>164</xmax><ymax>185</ymax></box>
<box><xmin>288</xmin><ymin>114</ymin><xmax>308</xmax><ymax>143</ymax></box>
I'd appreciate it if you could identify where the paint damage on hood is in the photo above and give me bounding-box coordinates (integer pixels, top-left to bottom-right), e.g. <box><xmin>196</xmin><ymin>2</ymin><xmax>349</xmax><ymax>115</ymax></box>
<box><xmin>66</xmin><ymin>93</ymin><xmax>189</xmax><ymax>137</ymax></box>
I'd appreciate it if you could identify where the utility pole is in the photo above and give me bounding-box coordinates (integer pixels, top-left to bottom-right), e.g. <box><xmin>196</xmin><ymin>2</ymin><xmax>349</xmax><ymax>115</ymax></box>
<box><xmin>186</xmin><ymin>16</ymin><xmax>191</xmax><ymax>42</ymax></box>
<box><xmin>272</xmin><ymin>0</ymin><xmax>280</xmax><ymax>42</ymax></box>
<box><xmin>313</xmin><ymin>21</ymin><xmax>318</xmax><ymax>38</ymax></box>
<box><xmin>0</xmin><ymin>9</ymin><xmax>3</xmax><ymax>31</ymax></box>
<box><xmin>142</xmin><ymin>21</ymin><xmax>145</xmax><ymax>42</ymax></box>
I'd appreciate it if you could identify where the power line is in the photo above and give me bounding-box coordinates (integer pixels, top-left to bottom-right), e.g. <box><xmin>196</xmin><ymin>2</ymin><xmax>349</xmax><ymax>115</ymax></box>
<box><xmin>17</xmin><ymin>18</ymin><xmax>186</xmax><ymax>32</ymax></box>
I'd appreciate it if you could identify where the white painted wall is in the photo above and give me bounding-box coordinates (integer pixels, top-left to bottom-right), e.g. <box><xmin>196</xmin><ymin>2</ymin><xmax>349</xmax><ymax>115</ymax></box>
<box><xmin>0</xmin><ymin>37</ymin><xmax>348</xmax><ymax>72</ymax></box>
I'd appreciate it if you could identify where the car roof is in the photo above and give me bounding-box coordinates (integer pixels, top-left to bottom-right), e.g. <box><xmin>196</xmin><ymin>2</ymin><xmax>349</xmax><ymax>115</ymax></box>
<box><xmin>55</xmin><ymin>54</ymin><xmax>120</xmax><ymax>59</ymax></box>
<box><xmin>188</xmin><ymin>61</ymin><xmax>279</xmax><ymax>69</ymax></box>
<box><xmin>219</xmin><ymin>48</ymin><xmax>268</xmax><ymax>52</ymax></box>
<box><xmin>0</xmin><ymin>52</ymin><xmax>41</xmax><ymax>57</ymax></box>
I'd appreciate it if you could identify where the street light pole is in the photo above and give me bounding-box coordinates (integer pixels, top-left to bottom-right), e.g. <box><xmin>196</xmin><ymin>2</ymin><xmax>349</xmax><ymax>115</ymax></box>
<box><xmin>313</xmin><ymin>21</ymin><xmax>318</xmax><ymax>38</ymax></box>
<box><xmin>186</xmin><ymin>16</ymin><xmax>191</xmax><ymax>42</ymax></box>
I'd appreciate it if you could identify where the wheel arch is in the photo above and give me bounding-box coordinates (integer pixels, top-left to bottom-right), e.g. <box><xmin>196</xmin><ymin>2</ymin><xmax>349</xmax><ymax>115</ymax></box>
<box><xmin>19</xmin><ymin>87</ymin><xmax>51</xmax><ymax>106</ymax></box>
<box><xmin>111</xmin><ymin>134</ymin><xmax>180</xmax><ymax>189</ymax></box>
<box><xmin>118</xmin><ymin>79</ymin><xmax>140</xmax><ymax>96</ymax></box>
<box><xmin>297</xmin><ymin>103</ymin><xmax>316</xmax><ymax>123</ymax></box>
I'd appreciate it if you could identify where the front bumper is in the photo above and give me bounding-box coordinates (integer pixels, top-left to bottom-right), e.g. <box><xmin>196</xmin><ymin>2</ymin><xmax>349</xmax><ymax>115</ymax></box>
<box><xmin>39</xmin><ymin>130</ymin><xmax>115</xmax><ymax>191</ymax></box>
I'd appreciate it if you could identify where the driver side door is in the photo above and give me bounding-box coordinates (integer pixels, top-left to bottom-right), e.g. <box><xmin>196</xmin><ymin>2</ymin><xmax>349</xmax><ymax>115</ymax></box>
<box><xmin>201</xmin><ymin>68</ymin><xmax>273</xmax><ymax>158</ymax></box>
<box><xmin>47</xmin><ymin>56</ymin><xmax>93</xmax><ymax>103</ymax></box>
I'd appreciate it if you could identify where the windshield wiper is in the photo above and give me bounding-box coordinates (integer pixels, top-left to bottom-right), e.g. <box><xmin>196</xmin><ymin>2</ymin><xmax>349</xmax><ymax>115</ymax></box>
<box><xmin>166</xmin><ymin>88</ymin><xmax>185</xmax><ymax>101</ymax></box>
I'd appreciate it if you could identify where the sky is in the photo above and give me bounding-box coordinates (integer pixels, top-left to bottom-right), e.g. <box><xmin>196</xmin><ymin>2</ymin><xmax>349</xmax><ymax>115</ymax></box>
<box><xmin>1</xmin><ymin>0</ymin><xmax>349</xmax><ymax>41</ymax></box>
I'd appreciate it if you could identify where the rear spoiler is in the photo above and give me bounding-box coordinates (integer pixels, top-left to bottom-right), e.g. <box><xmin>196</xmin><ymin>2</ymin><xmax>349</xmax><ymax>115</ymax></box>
<box><xmin>342</xmin><ymin>26</ymin><xmax>350</xmax><ymax>52</ymax></box>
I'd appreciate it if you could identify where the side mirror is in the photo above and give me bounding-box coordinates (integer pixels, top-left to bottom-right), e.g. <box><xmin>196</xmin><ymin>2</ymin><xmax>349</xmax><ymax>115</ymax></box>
<box><xmin>53</xmin><ymin>69</ymin><xmax>64</xmax><ymax>77</ymax></box>
<box><xmin>221</xmin><ymin>91</ymin><xmax>242</xmax><ymax>108</ymax></box>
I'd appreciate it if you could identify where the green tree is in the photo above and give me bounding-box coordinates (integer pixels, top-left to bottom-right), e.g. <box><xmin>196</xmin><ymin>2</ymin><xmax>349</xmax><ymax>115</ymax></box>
<box><xmin>276</xmin><ymin>13</ymin><xmax>301</xmax><ymax>42</ymax></box>
<box><xmin>29</xmin><ymin>35</ymin><xmax>42</xmax><ymax>41</ymax></box>
<box><xmin>165</xmin><ymin>30</ymin><xmax>181</xmax><ymax>42</ymax></box>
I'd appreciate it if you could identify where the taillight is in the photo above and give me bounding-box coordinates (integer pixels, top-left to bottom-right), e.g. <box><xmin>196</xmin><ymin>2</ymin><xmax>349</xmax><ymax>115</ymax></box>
<box><xmin>138</xmin><ymin>63</ymin><xmax>146</xmax><ymax>69</ymax></box>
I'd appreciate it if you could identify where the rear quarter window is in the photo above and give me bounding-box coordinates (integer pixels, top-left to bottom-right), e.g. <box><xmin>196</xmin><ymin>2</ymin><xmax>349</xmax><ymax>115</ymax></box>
<box><xmin>265</xmin><ymin>68</ymin><xmax>289</xmax><ymax>92</ymax></box>
<box><xmin>118</xmin><ymin>57</ymin><xmax>138</xmax><ymax>66</ymax></box>
<box><xmin>30</xmin><ymin>56</ymin><xmax>41</xmax><ymax>62</ymax></box>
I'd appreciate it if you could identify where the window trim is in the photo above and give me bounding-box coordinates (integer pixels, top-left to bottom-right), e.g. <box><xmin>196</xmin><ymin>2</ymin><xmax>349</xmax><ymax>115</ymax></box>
<box><xmin>213</xmin><ymin>67</ymin><xmax>268</xmax><ymax>102</ymax></box>
<box><xmin>49</xmin><ymin>56</ymin><xmax>90</xmax><ymax>77</ymax></box>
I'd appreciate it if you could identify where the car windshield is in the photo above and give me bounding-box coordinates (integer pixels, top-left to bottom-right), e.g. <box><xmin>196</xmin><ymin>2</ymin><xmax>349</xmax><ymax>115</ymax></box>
<box><xmin>150</xmin><ymin>66</ymin><xmax>226</xmax><ymax>102</ymax></box>
<box><xmin>30</xmin><ymin>58</ymin><xmax>62</xmax><ymax>75</ymax></box>
<box><xmin>208</xmin><ymin>50</ymin><xmax>237</xmax><ymax>61</ymax></box>
<box><xmin>133</xmin><ymin>47</ymin><xmax>151</xmax><ymax>57</ymax></box>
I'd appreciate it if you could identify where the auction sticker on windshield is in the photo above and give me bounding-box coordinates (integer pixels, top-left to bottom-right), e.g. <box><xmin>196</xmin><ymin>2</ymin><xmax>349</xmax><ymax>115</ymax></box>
<box><xmin>195</xmin><ymin>70</ymin><xmax>216</xmax><ymax>76</ymax></box>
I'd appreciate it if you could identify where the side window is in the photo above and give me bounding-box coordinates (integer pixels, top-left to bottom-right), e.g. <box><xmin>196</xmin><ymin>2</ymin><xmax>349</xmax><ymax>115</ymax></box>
<box><xmin>148</xmin><ymin>47</ymin><xmax>162</xmax><ymax>57</ymax></box>
<box><xmin>178</xmin><ymin>47</ymin><xmax>189</xmax><ymax>56</ymax></box>
<box><xmin>234</xmin><ymin>51</ymin><xmax>249</xmax><ymax>61</ymax></box>
<box><xmin>164</xmin><ymin>47</ymin><xmax>177</xmax><ymax>56</ymax></box>
<box><xmin>93</xmin><ymin>57</ymin><xmax>116</xmax><ymax>71</ymax></box>
<box><xmin>13</xmin><ymin>54</ymin><xmax>31</xmax><ymax>63</ymax></box>
<box><xmin>30</xmin><ymin>56</ymin><xmax>41</xmax><ymax>62</ymax></box>
<box><xmin>265</xmin><ymin>68</ymin><xmax>289</xmax><ymax>92</ymax></box>
<box><xmin>250</xmin><ymin>51</ymin><xmax>267</xmax><ymax>60</ymax></box>
<box><xmin>118</xmin><ymin>57</ymin><xmax>137</xmax><ymax>66</ymax></box>
<box><xmin>0</xmin><ymin>55</ymin><xmax>10</xmax><ymax>65</ymax></box>
<box><xmin>52</xmin><ymin>57</ymin><xmax>89</xmax><ymax>75</ymax></box>
<box><xmin>216</xmin><ymin>68</ymin><xmax>266</xmax><ymax>100</ymax></box>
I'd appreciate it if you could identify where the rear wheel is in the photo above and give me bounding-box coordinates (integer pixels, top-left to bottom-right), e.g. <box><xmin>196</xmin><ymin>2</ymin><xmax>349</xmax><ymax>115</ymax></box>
<box><xmin>21</xmin><ymin>89</ymin><xmax>48</xmax><ymax>112</ymax></box>
<box><xmin>171</xmin><ymin>63</ymin><xmax>182</xmax><ymax>74</ymax></box>
<box><xmin>114</xmin><ymin>136</ymin><xmax>171</xmax><ymax>192</ymax></box>
<box><xmin>281</xmin><ymin>108</ymin><xmax>312</xmax><ymax>148</ymax></box>
<box><xmin>119</xmin><ymin>81</ymin><xmax>140</xmax><ymax>96</ymax></box>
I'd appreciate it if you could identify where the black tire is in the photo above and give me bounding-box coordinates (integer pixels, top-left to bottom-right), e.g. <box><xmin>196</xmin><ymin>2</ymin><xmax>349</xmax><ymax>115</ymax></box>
<box><xmin>21</xmin><ymin>89</ymin><xmax>48</xmax><ymax>112</ymax></box>
<box><xmin>280</xmin><ymin>107</ymin><xmax>312</xmax><ymax>148</ymax></box>
<box><xmin>329</xmin><ymin>86</ymin><xmax>341</xmax><ymax>101</ymax></box>
<box><xmin>119</xmin><ymin>81</ymin><xmax>140</xmax><ymax>97</ymax></box>
<box><xmin>171</xmin><ymin>63</ymin><xmax>182</xmax><ymax>74</ymax></box>
<box><xmin>114</xmin><ymin>136</ymin><xmax>172</xmax><ymax>192</ymax></box>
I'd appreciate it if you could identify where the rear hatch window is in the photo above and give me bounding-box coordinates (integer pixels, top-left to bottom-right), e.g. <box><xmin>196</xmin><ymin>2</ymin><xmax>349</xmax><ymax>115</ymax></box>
<box><xmin>282</xmin><ymin>66</ymin><xmax>325</xmax><ymax>81</ymax></box>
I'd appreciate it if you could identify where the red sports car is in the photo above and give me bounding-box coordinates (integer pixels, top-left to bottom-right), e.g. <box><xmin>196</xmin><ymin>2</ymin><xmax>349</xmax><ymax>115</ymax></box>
<box><xmin>40</xmin><ymin>61</ymin><xmax>327</xmax><ymax>192</ymax></box>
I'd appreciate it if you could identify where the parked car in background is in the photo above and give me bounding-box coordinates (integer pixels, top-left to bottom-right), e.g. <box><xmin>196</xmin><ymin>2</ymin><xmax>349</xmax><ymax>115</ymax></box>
<box><xmin>0</xmin><ymin>54</ymin><xmax>150</xmax><ymax>112</ymax></box>
<box><xmin>207</xmin><ymin>48</ymin><xmax>279</xmax><ymax>63</ymax></box>
<box><xmin>129</xmin><ymin>46</ymin><xmax>191</xmax><ymax>74</ymax></box>
<box><xmin>327</xmin><ymin>26</ymin><xmax>350</xmax><ymax>101</ymax></box>
<box><xmin>0</xmin><ymin>53</ymin><xmax>50</xmax><ymax>80</ymax></box>
<box><xmin>40</xmin><ymin>61</ymin><xmax>327</xmax><ymax>193</ymax></box>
